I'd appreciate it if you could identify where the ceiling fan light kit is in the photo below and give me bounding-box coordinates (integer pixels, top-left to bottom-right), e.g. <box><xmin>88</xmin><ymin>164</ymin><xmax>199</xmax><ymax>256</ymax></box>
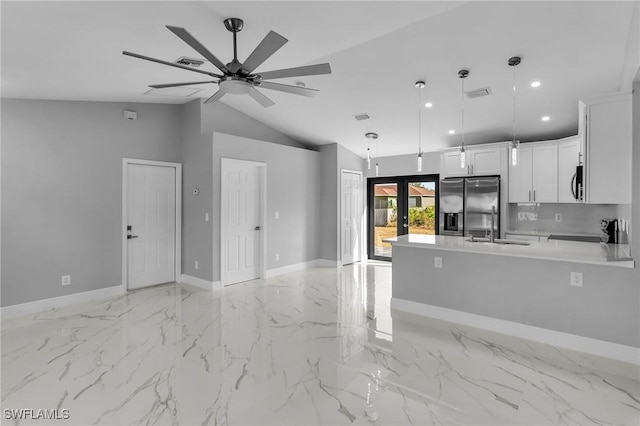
<box><xmin>123</xmin><ymin>18</ymin><xmax>331</xmax><ymax>107</ymax></box>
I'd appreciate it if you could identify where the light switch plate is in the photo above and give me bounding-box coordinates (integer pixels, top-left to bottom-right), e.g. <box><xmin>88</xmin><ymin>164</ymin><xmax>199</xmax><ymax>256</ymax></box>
<box><xmin>61</xmin><ymin>275</ymin><xmax>71</xmax><ymax>286</ymax></box>
<box><xmin>570</xmin><ymin>271</ymin><xmax>583</xmax><ymax>287</ymax></box>
<box><xmin>434</xmin><ymin>257</ymin><xmax>442</xmax><ymax>268</ymax></box>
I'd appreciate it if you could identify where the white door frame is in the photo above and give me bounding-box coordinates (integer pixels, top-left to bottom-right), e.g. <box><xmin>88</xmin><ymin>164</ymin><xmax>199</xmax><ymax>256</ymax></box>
<box><xmin>340</xmin><ymin>169</ymin><xmax>364</xmax><ymax>265</ymax></box>
<box><xmin>122</xmin><ymin>158</ymin><xmax>182</xmax><ymax>291</ymax></box>
<box><xmin>220</xmin><ymin>158</ymin><xmax>267</xmax><ymax>287</ymax></box>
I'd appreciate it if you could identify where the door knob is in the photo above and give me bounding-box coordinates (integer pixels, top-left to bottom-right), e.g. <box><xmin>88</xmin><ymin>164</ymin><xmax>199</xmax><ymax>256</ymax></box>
<box><xmin>403</xmin><ymin>224</ymin><xmax>408</xmax><ymax>228</ymax></box>
<box><xmin>254</xmin><ymin>226</ymin><xmax>261</xmax><ymax>231</ymax></box>
<box><xmin>127</xmin><ymin>235</ymin><xmax>138</xmax><ymax>239</ymax></box>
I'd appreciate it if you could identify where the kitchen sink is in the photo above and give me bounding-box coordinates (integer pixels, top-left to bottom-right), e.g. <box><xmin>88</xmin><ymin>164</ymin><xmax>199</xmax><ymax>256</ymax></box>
<box><xmin>467</xmin><ymin>237</ymin><xmax>531</xmax><ymax>246</ymax></box>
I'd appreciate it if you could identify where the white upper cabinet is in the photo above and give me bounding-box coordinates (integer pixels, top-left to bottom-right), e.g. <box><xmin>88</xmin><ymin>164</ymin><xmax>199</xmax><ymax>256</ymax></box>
<box><xmin>441</xmin><ymin>144</ymin><xmax>504</xmax><ymax>178</ymax></box>
<box><xmin>557</xmin><ymin>136</ymin><xmax>582</xmax><ymax>203</ymax></box>
<box><xmin>579</xmin><ymin>93</ymin><xmax>632</xmax><ymax>204</ymax></box>
<box><xmin>508</xmin><ymin>143</ymin><xmax>558</xmax><ymax>203</ymax></box>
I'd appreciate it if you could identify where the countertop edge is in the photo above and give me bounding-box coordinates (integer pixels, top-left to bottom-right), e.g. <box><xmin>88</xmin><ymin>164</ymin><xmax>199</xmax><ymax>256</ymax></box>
<box><xmin>387</xmin><ymin>238</ymin><xmax>635</xmax><ymax>269</ymax></box>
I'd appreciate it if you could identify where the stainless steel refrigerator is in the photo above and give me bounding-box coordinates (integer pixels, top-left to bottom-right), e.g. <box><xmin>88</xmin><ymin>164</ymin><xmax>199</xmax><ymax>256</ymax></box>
<box><xmin>439</xmin><ymin>176</ymin><xmax>500</xmax><ymax>238</ymax></box>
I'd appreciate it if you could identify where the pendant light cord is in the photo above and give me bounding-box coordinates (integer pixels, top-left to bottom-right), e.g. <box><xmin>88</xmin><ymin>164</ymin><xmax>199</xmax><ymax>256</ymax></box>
<box><xmin>461</xmin><ymin>73</ymin><xmax>466</xmax><ymax>148</ymax></box>
<box><xmin>513</xmin><ymin>64</ymin><xmax>516</xmax><ymax>143</ymax></box>
<box><xmin>418</xmin><ymin>86</ymin><xmax>422</xmax><ymax>154</ymax></box>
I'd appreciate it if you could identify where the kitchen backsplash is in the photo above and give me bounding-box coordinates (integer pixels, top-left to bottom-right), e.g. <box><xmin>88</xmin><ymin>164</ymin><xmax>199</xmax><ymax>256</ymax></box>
<box><xmin>508</xmin><ymin>203</ymin><xmax>631</xmax><ymax>239</ymax></box>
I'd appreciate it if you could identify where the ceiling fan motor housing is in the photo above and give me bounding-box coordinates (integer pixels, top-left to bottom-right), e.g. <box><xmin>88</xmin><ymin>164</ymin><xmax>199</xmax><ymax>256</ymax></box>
<box><xmin>224</xmin><ymin>18</ymin><xmax>244</xmax><ymax>33</ymax></box>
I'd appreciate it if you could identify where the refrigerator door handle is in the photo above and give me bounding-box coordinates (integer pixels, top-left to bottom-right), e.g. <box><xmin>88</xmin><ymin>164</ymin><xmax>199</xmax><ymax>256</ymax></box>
<box><xmin>571</xmin><ymin>172</ymin><xmax>577</xmax><ymax>200</ymax></box>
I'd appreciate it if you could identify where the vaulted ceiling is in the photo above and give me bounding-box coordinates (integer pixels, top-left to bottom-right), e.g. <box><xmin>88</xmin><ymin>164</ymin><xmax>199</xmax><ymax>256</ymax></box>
<box><xmin>2</xmin><ymin>1</ymin><xmax>637</xmax><ymax>157</ymax></box>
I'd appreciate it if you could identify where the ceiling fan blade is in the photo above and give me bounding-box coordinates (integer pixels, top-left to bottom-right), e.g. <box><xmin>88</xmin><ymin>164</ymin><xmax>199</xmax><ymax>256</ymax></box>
<box><xmin>241</xmin><ymin>30</ymin><xmax>288</xmax><ymax>74</ymax></box>
<box><xmin>166</xmin><ymin>25</ymin><xmax>229</xmax><ymax>74</ymax></box>
<box><xmin>149</xmin><ymin>81</ymin><xmax>217</xmax><ymax>89</ymax></box>
<box><xmin>123</xmin><ymin>51</ymin><xmax>222</xmax><ymax>78</ymax></box>
<box><xmin>257</xmin><ymin>81</ymin><xmax>319</xmax><ymax>97</ymax></box>
<box><xmin>204</xmin><ymin>89</ymin><xmax>225</xmax><ymax>104</ymax></box>
<box><xmin>256</xmin><ymin>63</ymin><xmax>332</xmax><ymax>80</ymax></box>
<box><xmin>247</xmin><ymin>87</ymin><xmax>275</xmax><ymax>108</ymax></box>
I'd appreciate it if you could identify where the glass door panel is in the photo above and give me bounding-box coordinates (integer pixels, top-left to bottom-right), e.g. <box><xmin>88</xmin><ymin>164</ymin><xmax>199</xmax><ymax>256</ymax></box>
<box><xmin>372</xmin><ymin>182</ymin><xmax>398</xmax><ymax>258</ymax></box>
<box><xmin>407</xmin><ymin>181</ymin><xmax>437</xmax><ymax>236</ymax></box>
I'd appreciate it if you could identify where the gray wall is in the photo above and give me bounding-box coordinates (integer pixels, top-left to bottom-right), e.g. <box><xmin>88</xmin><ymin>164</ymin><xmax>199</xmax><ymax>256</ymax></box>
<box><xmin>180</xmin><ymin>100</ymin><xmax>214</xmax><ymax>280</ymax></box>
<box><xmin>318</xmin><ymin>144</ymin><xmax>338</xmax><ymax>261</ymax></box>
<box><xmin>1</xmin><ymin>99</ymin><xmax>182</xmax><ymax>306</ymax></box>
<box><xmin>180</xmin><ymin>99</ymin><xmax>323</xmax><ymax>282</ymax></box>
<box><xmin>392</xmin><ymin>244</ymin><xmax>639</xmax><ymax>347</ymax></box>
<box><xmin>200</xmin><ymin>101</ymin><xmax>310</xmax><ymax>150</ymax></box>
<box><xmin>211</xmin><ymin>132</ymin><xmax>321</xmax><ymax>279</ymax></box>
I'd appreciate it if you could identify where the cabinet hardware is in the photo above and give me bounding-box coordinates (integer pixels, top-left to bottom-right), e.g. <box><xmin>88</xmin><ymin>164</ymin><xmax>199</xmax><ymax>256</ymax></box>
<box><xmin>528</xmin><ymin>190</ymin><xmax>531</xmax><ymax>202</ymax></box>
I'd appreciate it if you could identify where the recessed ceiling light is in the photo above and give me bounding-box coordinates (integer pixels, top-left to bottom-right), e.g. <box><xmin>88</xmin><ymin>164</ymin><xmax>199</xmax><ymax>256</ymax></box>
<box><xmin>530</xmin><ymin>81</ymin><xmax>541</xmax><ymax>88</ymax></box>
<box><xmin>425</xmin><ymin>102</ymin><xmax>433</xmax><ymax>108</ymax></box>
<box><xmin>541</xmin><ymin>116</ymin><xmax>550</xmax><ymax>121</ymax></box>
<box><xmin>448</xmin><ymin>129</ymin><xmax>455</xmax><ymax>134</ymax></box>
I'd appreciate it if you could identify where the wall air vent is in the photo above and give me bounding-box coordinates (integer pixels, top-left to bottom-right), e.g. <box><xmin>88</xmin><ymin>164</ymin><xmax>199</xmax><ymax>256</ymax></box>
<box><xmin>353</xmin><ymin>113</ymin><xmax>371</xmax><ymax>121</ymax></box>
<box><xmin>465</xmin><ymin>87</ymin><xmax>492</xmax><ymax>99</ymax></box>
<box><xmin>174</xmin><ymin>56</ymin><xmax>206</xmax><ymax>67</ymax></box>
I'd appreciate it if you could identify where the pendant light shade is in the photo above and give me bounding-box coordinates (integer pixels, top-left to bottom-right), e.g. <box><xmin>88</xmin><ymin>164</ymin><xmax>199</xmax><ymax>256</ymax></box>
<box><xmin>415</xmin><ymin>80</ymin><xmax>425</xmax><ymax>172</ymax></box>
<box><xmin>365</xmin><ymin>132</ymin><xmax>378</xmax><ymax>171</ymax></box>
<box><xmin>508</xmin><ymin>56</ymin><xmax>521</xmax><ymax>166</ymax></box>
<box><xmin>458</xmin><ymin>69</ymin><xmax>469</xmax><ymax>169</ymax></box>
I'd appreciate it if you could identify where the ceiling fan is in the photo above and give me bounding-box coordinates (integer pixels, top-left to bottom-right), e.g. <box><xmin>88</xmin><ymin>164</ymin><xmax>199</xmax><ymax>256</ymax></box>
<box><xmin>123</xmin><ymin>18</ymin><xmax>332</xmax><ymax>107</ymax></box>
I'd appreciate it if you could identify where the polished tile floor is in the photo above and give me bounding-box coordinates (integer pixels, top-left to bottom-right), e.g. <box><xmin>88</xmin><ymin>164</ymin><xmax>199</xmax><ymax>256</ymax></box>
<box><xmin>2</xmin><ymin>263</ymin><xmax>639</xmax><ymax>425</ymax></box>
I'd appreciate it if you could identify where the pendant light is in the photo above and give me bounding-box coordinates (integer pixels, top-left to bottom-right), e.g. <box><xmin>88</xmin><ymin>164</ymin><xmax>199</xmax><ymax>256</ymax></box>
<box><xmin>365</xmin><ymin>132</ymin><xmax>378</xmax><ymax>170</ymax></box>
<box><xmin>508</xmin><ymin>56</ymin><xmax>521</xmax><ymax>166</ymax></box>
<box><xmin>415</xmin><ymin>81</ymin><xmax>426</xmax><ymax>172</ymax></box>
<box><xmin>458</xmin><ymin>69</ymin><xmax>469</xmax><ymax>169</ymax></box>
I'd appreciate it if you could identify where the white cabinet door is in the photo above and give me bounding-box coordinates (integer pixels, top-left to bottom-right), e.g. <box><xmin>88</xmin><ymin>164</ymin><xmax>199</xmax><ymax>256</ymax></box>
<box><xmin>470</xmin><ymin>147</ymin><xmax>501</xmax><ymax>175</ymax></box>
<box><xmin>531</xmin><ymin>144</ymin><xmax>558</xmax><ymax>202</ymax></box>
<box><xmin>508</xmin><ymin>147</ymin><xmax>532</xmax><ymax>202</ymax></box>
<box><xmin>441</xmin><ymin>151</ymin><xmax>466</xmax><ymax>177</ymax></box>
<box><xmin>558</xmin><ymin>137</ymin><xmax>581</xmax><ymax>202</ymax></box>
<box><xmin>581</xmin><ymin>94</ymin><xmax>632</xmax><ymax>204</ymax></box>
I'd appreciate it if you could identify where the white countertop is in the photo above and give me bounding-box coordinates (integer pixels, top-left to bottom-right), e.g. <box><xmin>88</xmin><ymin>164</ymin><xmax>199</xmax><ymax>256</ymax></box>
<box><xmin>505</xmin><ymin>229</ymin><xmax>603</xmax><ymax>239</ymax></box>
<box><xmin>386</xmin><ymin>234</ymin><xmax>634</xmax><ymax>268</ymax></box>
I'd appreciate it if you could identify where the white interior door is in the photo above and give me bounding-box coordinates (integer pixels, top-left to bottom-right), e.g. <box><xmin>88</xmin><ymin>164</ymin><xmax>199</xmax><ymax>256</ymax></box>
<box><xmin>342</xmin><ymin>171</ymin><xmax>362</xmax><ymax>266</ymax></box>
<box><xmin>127</xmin><ymin>163</ymin><xmax>176</xmax><ymax>290</ymax></box>
<box><xmin>222</xmin><ymin>161</ymin><xmax>262</xmax><ymax>286</ymax></box>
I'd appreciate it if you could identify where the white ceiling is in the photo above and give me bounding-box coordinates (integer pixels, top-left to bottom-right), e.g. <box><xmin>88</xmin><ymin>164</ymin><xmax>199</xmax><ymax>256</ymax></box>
<box><xmin>2</xmin><ymin>1</ymin><xmax>636</xmax><ymax>157</ymax></box>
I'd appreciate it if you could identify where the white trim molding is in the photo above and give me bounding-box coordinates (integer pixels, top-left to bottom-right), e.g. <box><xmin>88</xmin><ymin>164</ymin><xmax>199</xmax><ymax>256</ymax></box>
<box><xmin>266</xmin><ymin>259</ymin><xmax>338</xmax><ymax>279</ymax></box>
<box><xmin>391</xmin><ymin>297</ymin><xmax>640</xmax><ymax>365</ymax></box>
<box><xmin>1</xmin><ymin>285</ymin><xmax>124</xmax><ymax>320</ymax></box>
<box><xmin>180</xmin><ymin>274</ymin><xmax>221</xmax><ymax>291</ymax></box>
<box><xmin>122</xmin><ymin>158</ymin><xmax>182</xmax><ymax>291</ymax></box>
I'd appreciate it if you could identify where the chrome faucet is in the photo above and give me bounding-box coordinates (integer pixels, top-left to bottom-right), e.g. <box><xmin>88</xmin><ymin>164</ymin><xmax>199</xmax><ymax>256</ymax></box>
<box><xmin>489</xmin><ymin>205</ymin><xmax>496</xmax><ymax>243</ymax></box>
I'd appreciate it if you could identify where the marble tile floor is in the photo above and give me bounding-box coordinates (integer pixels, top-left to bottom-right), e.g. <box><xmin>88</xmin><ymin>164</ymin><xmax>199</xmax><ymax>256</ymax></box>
<box><xmin>1</xmin><ymin>263</ymin><xmax>639</xmax><ymax>426</ymax></box>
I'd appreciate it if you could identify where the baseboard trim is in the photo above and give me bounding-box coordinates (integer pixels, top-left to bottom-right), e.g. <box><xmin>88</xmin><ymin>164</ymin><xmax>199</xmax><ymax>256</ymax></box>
<box><xmin>266</xmin><ymin>259</ymin><xmax>338</xmax><ymax>279</ymax></box>
<box><xmin>180</xmin><ymin>274</ymin><xmax>221</xmax><ymax>291</ymax></box>
<box><xmin>391</xmin><ymin>297</ymin><xmax>640</xmax><ymax>365</ymax></box>
<box><xmin>1</xmin><ymin>285</ymin><xmax>125</xmax><ymax>320</ymax></box>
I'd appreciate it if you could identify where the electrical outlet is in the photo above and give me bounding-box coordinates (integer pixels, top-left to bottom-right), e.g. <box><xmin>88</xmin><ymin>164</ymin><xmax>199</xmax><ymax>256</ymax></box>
<box><xmin>570</xmin><ymin>271</ymin><xmax>583</xmax><ymax>287</ymax></box>
<box><xmin>275</xmin><ymin>253</ymin><xmax>280</xmax><ymax>262</ymax></box>
<box><xmin>194</xmin><ymin>261</ymin><xmax>199</xmax><ymax>270</ymax></box>
<box><xmin>61</xmin><ymin>275</ymin><xmax>71</xmax><ymax>286</ymax></box>
<box><xmin>274</xmin><ymin>211</ymin><xmax>279</xmax><ymax>219</ymax></box>
<box><xmin>555</xmin><ymin>213</ymin><xmax>562</xmax><ymax>222</ymax></box>
<box><xmin>205</xmin><ymin>212</ymin><xmax>209</xmax><ymax>222</ymax></box>
<box><xmin>434</xmin><ymin>257</ymin><xmax>443</xmax><ymax>268</ymax></box>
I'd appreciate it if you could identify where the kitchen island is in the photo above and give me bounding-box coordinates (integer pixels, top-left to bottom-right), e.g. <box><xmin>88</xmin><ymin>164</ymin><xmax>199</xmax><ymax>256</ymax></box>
<box><xmin>387</xmin><ymin>234</ymin><xmax>639</xmax><ymax>363</ymax></box>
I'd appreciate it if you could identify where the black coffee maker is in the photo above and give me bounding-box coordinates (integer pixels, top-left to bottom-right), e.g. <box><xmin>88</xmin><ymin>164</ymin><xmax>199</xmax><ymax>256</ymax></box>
<box><xmin>601</xmin><ymin>218</ymin><xmax>618</xmax><ymax>244</ymax></box>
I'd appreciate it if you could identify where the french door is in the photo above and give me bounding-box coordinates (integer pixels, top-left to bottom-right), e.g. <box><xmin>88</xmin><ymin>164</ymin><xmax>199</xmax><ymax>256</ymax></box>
<box><xmin>367</xmin><ymin>174</ymin><xmax>439</xmax><ymax>260</ymax></box>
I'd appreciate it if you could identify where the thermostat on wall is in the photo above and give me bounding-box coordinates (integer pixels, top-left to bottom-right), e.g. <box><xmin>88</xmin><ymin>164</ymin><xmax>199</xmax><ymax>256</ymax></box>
<box><xmin>124</xmin><ymin>110</ymin><xmax>137</xmax><ymax>121</ymax></box>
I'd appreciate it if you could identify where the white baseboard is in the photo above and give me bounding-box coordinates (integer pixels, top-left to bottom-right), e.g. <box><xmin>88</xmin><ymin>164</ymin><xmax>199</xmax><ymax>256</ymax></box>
<box><xmin>391</xmin><ymin>297</ymin><xmax>640</xmax><ymax>365</ymax></box>
<box><xmin>1</xmin><ymin>285</ymin><xmax>124</xmax><ymax>320</ymax></box>
<box><xmin>180</xmin><ymin>274</ymin><xmax>221</xmax><ymax>291</ymax></box>
<box><xmin>266</xmin><ymin>259</ymin><xmax>338</xmax><ymax>279</ymax></box>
